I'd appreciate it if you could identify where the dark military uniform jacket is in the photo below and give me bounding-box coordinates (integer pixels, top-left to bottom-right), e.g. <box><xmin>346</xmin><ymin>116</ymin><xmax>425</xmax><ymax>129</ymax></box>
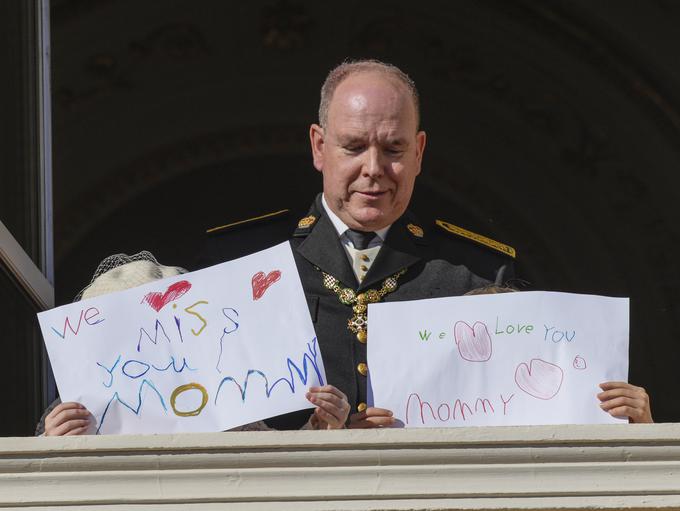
<box><xmin>198</xmin><ymin>194</ymin><xmax>515</xmax><ymax>429</ymax></box>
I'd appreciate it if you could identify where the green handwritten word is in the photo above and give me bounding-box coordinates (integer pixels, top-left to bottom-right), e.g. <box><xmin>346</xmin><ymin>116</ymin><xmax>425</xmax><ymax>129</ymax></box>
<box><xmin>418</xmin><ymin>330</ymin><xmax>447</xmax><ymax>341</ymax></box>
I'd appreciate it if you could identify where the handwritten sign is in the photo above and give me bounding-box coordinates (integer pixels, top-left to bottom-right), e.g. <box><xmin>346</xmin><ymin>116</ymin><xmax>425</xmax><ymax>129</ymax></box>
<box><xmin>367</xmin><ymin>291</ymin><xmax>628</xmax><ymax>427</ymax></box>
<box><xmin>38</xmin><ymin>242</ymin><xmax>325</xmax><ymax>434</ymax></box>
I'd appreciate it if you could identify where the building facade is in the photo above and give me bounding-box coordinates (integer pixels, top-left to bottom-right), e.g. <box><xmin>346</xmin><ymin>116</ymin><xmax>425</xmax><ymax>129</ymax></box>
<box><xmin>2</xmin><ymin>0</ymin><xmax>680</xmax><ymax>433</ymax></box>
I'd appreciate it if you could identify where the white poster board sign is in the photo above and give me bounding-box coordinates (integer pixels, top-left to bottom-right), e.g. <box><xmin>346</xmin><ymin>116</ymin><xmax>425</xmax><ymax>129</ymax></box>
<box><xmin>38</xmin><ymin>242</ymin><xmax>325</xmax><ymax>434</ymax></box>
<box><xmin>368</xmin><ymin>291</ymin><xmax>628</xmax><ymax>427</ymax></box>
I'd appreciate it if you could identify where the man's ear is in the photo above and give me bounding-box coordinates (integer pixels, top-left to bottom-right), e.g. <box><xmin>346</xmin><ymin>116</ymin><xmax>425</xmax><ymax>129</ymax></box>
<box><xmin>414</xmin><ymin>130</ymin><xmax>427</xmax><ymax>176</ymax></box>
<box><xmin>309</xmin><ymin>124</ymin><xmax>325</xmax><ymax>172</ymax></box>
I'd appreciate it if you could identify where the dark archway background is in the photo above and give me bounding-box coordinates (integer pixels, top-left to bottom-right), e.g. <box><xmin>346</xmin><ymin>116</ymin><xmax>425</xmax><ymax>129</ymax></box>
<box><xmin>51</xmin><ymin>0</ymin><xmax>680</xmax><ymax>422</ymax></box>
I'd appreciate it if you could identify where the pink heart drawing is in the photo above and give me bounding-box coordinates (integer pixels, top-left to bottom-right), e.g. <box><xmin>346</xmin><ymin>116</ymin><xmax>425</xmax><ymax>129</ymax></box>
<box><xmin>142</xmin><ymin>280</ymin><xmax>192</xmax><ymax>312</ymax></box>
<box><xmin>252</xmin><ymin>270</ymin><xmax>282</xmax><ymax>300</ymax></box>
<box><xmin>454</xmin><ymin>321</ymin><xmax>492</xmax><ymax>362</ymax></box>
<box><xmin>515</xmin><ymin>359</ymin><xmax>564</xmax><ymax>400</ymax></box>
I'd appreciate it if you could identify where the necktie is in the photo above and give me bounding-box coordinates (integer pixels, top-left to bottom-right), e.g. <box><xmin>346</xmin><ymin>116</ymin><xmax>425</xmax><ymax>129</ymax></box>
<box><xmin>345</xmin><ymin>229</ymin><xmax>377</xmax><ymax>250</ymax></box>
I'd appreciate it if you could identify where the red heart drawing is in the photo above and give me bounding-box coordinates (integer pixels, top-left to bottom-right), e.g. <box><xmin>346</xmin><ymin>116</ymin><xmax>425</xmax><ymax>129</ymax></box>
<box><xmin>454</xmin><ymin>321</ymin><xmax>492</xmax><ymax>362</ymax></box>
<box><xmin>252</xmin><ymin>270</ymin><xmax>282</xmax><ymax>300</ymax></box>
<box><xmin>515</xmin><ymin>359</ymin><xmax>564</xmax><ymax>400</ymax></box>
<box><xmin>142</xmin><ymin>280</ymin><xmax>192</xmax><ymax>312</ymax></box>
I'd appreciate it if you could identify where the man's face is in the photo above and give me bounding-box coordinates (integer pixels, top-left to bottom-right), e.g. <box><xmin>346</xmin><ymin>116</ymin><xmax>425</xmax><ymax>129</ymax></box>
<box><xmin>310</xmin><ymin>72</ymin><xmax>426</xmax><ymax>231</ymax></box>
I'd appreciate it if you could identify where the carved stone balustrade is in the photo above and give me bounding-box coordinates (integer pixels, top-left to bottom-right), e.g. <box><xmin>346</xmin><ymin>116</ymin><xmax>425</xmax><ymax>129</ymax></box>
<box><xmin>1</xmin><ymin>424</ymin><xmax>679</xmax><ymax>510</ymax></box>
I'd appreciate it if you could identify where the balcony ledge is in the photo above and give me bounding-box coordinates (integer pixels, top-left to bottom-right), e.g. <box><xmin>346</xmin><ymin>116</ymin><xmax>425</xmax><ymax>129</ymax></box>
<box><xmin>1</xmin><ymin>423</ymin><xmax>680</xmax><ymax>510</ymax></box>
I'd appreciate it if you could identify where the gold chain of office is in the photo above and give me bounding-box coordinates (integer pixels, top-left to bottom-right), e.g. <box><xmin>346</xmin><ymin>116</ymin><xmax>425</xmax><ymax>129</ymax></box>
<box><xmin>321</xmin><ymin>268</ymin><xmax>407</xmax><ymax>342</ymax></box>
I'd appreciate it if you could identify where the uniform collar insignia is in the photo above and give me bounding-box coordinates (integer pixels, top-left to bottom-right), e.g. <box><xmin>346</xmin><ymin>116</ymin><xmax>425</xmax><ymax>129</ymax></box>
<box><xmin>358</xmin><ymin>213</ymin><xmax>424</xmax><ymax>291</ymax></box>
<box><xmin>406</xmin><ymin>223</ymin><xmax>424</xmax><ymax>238</ymax></box>
<box><xmin>297</xmin><ymin>215</ymin><xmax>317</xmax><ymax>229</ymax></box>
<box><xmin>293</xmin><ymin>197</ymin><xmax>323</xmax><ymax>238</ymax></box>
<box><xmin>295</xmin><ymin>195</ymin><xmax>358</xmax><ymax>288</ymax></box>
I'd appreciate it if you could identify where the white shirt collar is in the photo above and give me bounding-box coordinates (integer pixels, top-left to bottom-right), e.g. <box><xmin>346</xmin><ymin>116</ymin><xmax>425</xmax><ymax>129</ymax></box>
<box><xmin>321</xmin><ymin>194</ymin><xmax>390</xmax><ymax>241</ymax></box>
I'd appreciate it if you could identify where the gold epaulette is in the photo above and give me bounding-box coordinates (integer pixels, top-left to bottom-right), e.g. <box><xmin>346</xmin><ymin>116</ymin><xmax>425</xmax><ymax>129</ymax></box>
<box><xmin>206</xmin><ymin>209</ymin><xmax>289</xmax><ymax>235</ymax></box>
<box><xmin>435</xmin><ymin>219</ymin><xmax>516</xmax><ymax>258</ymax></box>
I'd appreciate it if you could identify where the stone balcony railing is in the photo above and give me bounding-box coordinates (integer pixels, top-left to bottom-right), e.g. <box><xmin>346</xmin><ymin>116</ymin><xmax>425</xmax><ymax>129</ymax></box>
<box><xmin>1</xmin><ymin>424</ymin><xmax>679</xmax><ymax>510</ymax></box>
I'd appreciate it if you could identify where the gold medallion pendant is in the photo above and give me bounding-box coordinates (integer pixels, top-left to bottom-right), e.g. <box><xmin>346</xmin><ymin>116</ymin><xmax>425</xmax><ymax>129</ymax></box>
<box><xmin>322</xmin><ymin>269</ymin><xmax>406</xmax><ymax>342</ymax></box>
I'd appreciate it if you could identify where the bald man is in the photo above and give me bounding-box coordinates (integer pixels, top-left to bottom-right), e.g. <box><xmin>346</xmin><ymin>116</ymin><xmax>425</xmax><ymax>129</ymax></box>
<box><xmin>200</xmin><ymin>60</ymin><xmax>651</xmax><ymax>428</ymax></box>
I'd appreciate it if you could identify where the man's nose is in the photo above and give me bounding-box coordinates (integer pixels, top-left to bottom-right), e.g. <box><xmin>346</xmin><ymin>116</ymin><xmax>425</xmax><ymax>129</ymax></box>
<box><xmin>363</xmin><ymin>147</ymin><xmax>385</xmax><ymax>177</ymax></box>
